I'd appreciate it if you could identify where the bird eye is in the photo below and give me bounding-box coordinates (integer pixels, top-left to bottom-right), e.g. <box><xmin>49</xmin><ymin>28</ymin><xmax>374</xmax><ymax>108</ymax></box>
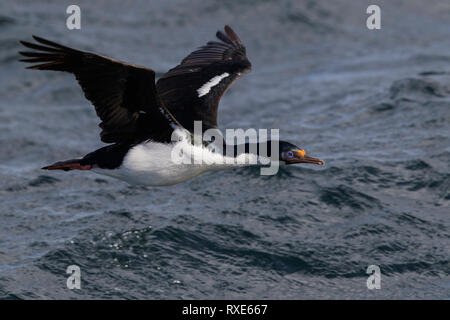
<box><xmin>286</xmin><ymin>151</ymin><xmax>294</xmax><ymax>159</ymax></box>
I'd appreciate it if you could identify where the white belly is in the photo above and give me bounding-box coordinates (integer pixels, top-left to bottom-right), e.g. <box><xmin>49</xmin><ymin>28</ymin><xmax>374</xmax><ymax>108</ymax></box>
<box><xmin>92</xmin><ymin>138</ymin><xmax>260</xmax><ymax>186</ymax></box>
<box><xmin>93</xmin><ymin>164</ymin><xmax>209</xmax><ymax>186</ymax></box>
<box><xmin>92</xmin><ymin>143</ymin><xmax>209</xmax><ymax>186</ymax></box>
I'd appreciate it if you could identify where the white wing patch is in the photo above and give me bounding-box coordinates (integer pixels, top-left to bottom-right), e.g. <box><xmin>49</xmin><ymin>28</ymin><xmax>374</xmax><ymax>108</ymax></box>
<box><xmin>197</xmin><ymin>72</ymin><xmax>230</xmax><ymax>97</ymax></box>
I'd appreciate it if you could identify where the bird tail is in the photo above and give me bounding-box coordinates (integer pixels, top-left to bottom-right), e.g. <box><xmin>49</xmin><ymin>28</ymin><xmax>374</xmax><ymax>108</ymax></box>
<box><xmin>42</xmin><ymin>158</ymin><xmax>93</xmax><ymax>171</ymax></box>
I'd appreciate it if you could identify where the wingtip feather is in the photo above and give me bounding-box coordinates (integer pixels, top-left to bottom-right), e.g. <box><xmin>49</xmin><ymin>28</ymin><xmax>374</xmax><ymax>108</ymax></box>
<box><xmin>216</xmin><ymin>25</ymin><xmax>241</xmax><ymax>44</ymax></box>
<box><xmin>224</xmin><ymin>25</ymin><xmax>241</xmax><ymax>43</ymax></box>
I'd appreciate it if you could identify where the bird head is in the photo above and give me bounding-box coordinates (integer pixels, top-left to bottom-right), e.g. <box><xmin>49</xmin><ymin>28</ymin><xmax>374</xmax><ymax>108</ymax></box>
<box><xmin>279</xmin><ymin>141</ymin><xmax>324</xmax><ymax>166</ymax></box>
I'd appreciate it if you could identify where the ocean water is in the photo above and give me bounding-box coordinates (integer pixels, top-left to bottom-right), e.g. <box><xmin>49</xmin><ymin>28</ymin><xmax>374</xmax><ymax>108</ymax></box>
<box><xmin>0</xmin><ymin>0</ymin><xmax>449</xmax><ymax>299</ymax></box>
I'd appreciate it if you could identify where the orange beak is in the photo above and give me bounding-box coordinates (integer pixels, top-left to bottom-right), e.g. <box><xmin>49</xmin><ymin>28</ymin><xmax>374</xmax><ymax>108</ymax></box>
<box><xmin>286</xmin><ymin>149</ymin><xmax>324</xmax><ymax>166</ymax></box>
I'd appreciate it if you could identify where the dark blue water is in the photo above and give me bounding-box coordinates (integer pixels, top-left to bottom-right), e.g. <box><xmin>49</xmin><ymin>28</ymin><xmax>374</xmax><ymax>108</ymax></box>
<box><xmin>0</xmin><ymin>0</ymin><xmax>449</xmax><ymax>299</ymax></box>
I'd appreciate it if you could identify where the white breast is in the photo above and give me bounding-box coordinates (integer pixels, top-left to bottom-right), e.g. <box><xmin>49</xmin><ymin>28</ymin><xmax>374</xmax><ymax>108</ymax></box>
<box><xmin>93</xmin><ymin>142</ymin><xmax>205</xmax><ymax>186</ymax></box>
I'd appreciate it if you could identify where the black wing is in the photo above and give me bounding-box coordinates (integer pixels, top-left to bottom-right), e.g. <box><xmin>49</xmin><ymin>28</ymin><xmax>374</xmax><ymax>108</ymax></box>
<box><xmin>156</xmin><ymin>25</ymin><xmax>251</xmax><ymax>132</ymax></box>
<box><xmin>19</xmin><ymin>36</ymin><xmax>180</xmax><ymax>144</ymax></box>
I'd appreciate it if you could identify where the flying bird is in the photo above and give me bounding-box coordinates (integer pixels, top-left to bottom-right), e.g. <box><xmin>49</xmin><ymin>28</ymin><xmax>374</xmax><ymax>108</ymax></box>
<box><xmin>19</xmin><ymin>26</ymin><xmax>323</xmax><ymax>186</ymax></box>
